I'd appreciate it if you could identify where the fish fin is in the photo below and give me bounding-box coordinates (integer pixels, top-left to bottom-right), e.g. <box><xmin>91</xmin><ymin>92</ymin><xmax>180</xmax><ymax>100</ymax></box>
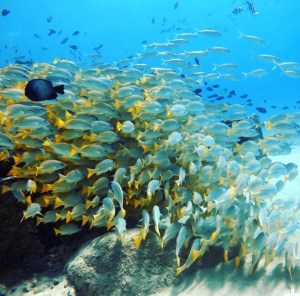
<box><xmin>55</xmin><ymin>213</ymin><xmax>61</xmax><ymax>222</ymax></box>
<box><xmin>54</xmin><ymin>85</ymin><xmax>64</xmax><ymax>94</ymax></box>
<box><xmin>133</xmin><ymin>234</ymin><xmax>142</xmax><ymax>248</ymax></box>
<box><xmin>54</xmin><ymin>197</ymin><xmax>63</xmax><ymax>208</ymax></box>
<box><xmin>82</xmin><ymin>215</ymin><xmax>89</xmax><ymax>226</ymax></box>
<box><xmin>176</xmin><ymin>266</ymin><xmax>184</xmax><ymax>276</ymax></box>
<box><xmin>36</xmin><ymin>217</ymin><xmax>43</xmax><ymax>226</ymax></box>
<box><xmin>87</xmin><ymin>168</ymin><xmax>94</xmax><ymax>179</ymax></box>
<box><xmin>85</xmin><ymin>200</ymin><xmax>92</xmax><ymax>210</ymax></box>
<box><xmin>54</xmin><ymin>228</ymin><xmax>60</xmax><ymax>236</ymax></box>
<box><xmin>234</xmin><ymin>256</ymin><xmax>240</xmax><ymax>268</ymax></box>
<box><xmin>66</xmin><ymin>211</ymin><xmax>72</xmax><ymax>223</ymax></box>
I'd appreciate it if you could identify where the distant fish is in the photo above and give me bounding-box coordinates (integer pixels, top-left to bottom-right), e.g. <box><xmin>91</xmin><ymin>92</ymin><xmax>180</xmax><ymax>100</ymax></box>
<box><xmin>197</xmin><ymin>29</ymin><xmax>222</xmax><ymax>37</ymax></box>
<box><xmin>240</xmin><ymin>33</ymin><xmax>266</xmax><ymax>45</ymax></box>
<box><xmin>240</xmin><ymin>94</ymin><xmax>248</xmax><ymax>98</ymax></box>
<box><xmin>47</xmin><ymin>16</ymin><xmax>52</xmax><ymax>23</ymax></box>
<box><xmin>232</xmin><ymin>7</ymin><xmax>243</xmax><ymax>14</ymax></box>
<box><xmin>15</xmin><ymin>59</ymin><xmax>34</xmax><ymax>66</ymax></box>
<box><xmin>48</xmin><ymin>29</ymin><xmax>56</xmax><ymax>36</ymax></box>
<box><xmin>25</xmin><ymin>79</ymin><xmax>64</xmax><ymax>102</ymax></box>
<box><xmin>246</xmin><ymin>0</ymin><xmax>259</xmax><ymax>15</ymax></box>
<box><xmin>152</xmin><ymin>17</ymin><xmax>155</xmax><ymax>24</ymax></box>
<box><xmin>256</xmin><ymin>107</ymin><xmax>267</xmax><ymax>113</ymax></box>
<box><xmin>212</xmin><ymin>84</ymin><xmax>219</xmax><ymax>88</ymax></box>
<box><xmin>174</xmin><ymin>2</ymin><xmax>179</xmax><ymax>9</ymax></box>
<box><xmin>216</xmin><ymin>96</ymin><xmax>225</xmax><ymax>101</ymax></box>
<box><xmin>194</xmin><ymin>57</ymin><xmax>200</xmax><ymax>65</ymax></box>
<box><xmin>2</xmin><ymin>9</ymin><xmax>10</xmax><ymax>16</ymax></box>
<box><xmin>33</xmin><ymin>34</ymin><xmax>41</xmax><ymax>39</ymax></box>
<box><xmin>70</xmin><ymin>45</ymin><xmax>78</xmax><ymax>50</ymax></box>
<box><xmin>72</xmin><ymin>31</ymin><xmax>79</xmax><ymax>36</ymax></box>
<box><xmin>94</xmin><ymin>44</ymin><xmax>103</xmax><ymax>51</ymax></box>
<box><xmin>61</xmin><ymin>37</ymin><xmax>69</xmax><ymax>44</ymax></box>
<box><xmin>194</xmin><ymin>88</ymin><xmax>202</xmax><ymax>94</ymax></box>
<box><xmin>141</xmin><ymin>40</ymin><xmax>148</xmax><ymax>45</ymax></box>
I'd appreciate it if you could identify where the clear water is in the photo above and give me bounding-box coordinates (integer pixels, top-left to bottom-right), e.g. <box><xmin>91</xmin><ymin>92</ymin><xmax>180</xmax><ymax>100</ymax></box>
<box><xmin>1</xmin><ymin>0</ymin><xmax>300</xmax><ymax>119</ymax></box>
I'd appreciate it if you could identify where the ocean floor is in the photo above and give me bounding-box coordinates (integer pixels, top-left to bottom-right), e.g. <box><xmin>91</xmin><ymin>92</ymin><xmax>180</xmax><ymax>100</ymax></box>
<box><xmin>4</xmin><ymin>145</ymin><xmax>300</xmax><ymax>296</ymax></box>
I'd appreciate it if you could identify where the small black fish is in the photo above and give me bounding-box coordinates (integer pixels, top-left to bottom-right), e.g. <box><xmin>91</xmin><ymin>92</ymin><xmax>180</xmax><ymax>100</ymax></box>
<box><xmin>152</xmin><ymin>17</ymin><xmax>155</xmax><ymax>24</ymax></box>
<box><xmin>2</xmin><ymin>9</ymin><xmax>10</xmax><ymax>16</ymax></box>
<box><xmin>174</xmin><ymin>2</ymin><xmax>179</xmax><ymax>9</ymax></box>
<box><xmin>194</xmin><ymin>88</ymin><xmax>202</xmax><ymax>94</ymax></box>
<box><xmin>25</xmin><ymin>79</ymin><xmax>64</xmax><ymax>102</ymax></box>
<box><xmin>70</xmin><ymin>44</ymin><xmax>78</xmax><ymax>50</ymax></box>
<box><xmin>296</xmin><ymin>100</ymin><xmax>300</xmax><ymax>104</ymax></box>
<box><xmin>246</xmin><ymin>99</ymin><xmax>252</xmax><ymax>102</ymax></box>
<box><xmin>141</xmin><ymin>40</ymin><xmax>148</xmax><ymax>45</ymax></box>
<box><xmin>47</xmin><ymin>16</ymin><xmax>52</xmax><ymax>23</ymax></box>
<box><xmin>247</xmin><ymin>103</ymin><xmax>253</xmax><ymax>106</ymax></box>
<box><xmin>216</xmin><ymin>96</ymin><xmax>225</xmax><ymax>101</ymax></box>
<box><xmin>256</xmin><ymin>107</ymin><xmax>267</xmax><ymax>113</ymax></box>
<box><xmin>72</xmin><ymin>31</ymin><xmax>79</xmax><ymax>36</ymax></box>
<box><xmin>33</xmin><ymin>34</ymin><xmax>41</xmax><ymax>39</ymax></box>
<box><xmin>194</xmin><ymin>57</ymin><xmax>199</xmax><ymax>65</ymax></box>
<box><xmin>282</xmin><ymin>106</ymin><xmax>289</xmax><ymax>110</ymax></box>
<box><xmin>270</xmin><ymin>105</ymin><xmax>277</xmax><ymax>109</ymax></box>
<box><xmin>240</xmin><ymin>94</ymin><xmax>248</xmax><ymax>98</ymax></box>
<box><xmin>208</xmin><ymin>94</ymin><xmax>218</xmax><ymax>99</ymax></box>
<box><xmin>229</xmin><ymin>90</ymin><xmax>236</xmax><ymax>96</ymax></box>
<box><xmin>61</xmin><ymin>37</ymin><xmax>69</xmax><ymax>44</ymax></box>
<box><xmin>206</xmin><ymin>87</ymin><xmax>213</xmax><ymax>91</ymax></box>
<box><xmin>48</xmin><ymin>29</ymin><xmax>56</xmax><ymax>36</ymax></box>
<box><xmin>232</xmin><ymin>7</ymin><xmax>243</xmax><ymax>15</ymax></box>
<box><xmin>15</xmin><ymin>59</ymin><xmax>33</xmax><ymax>66</ymax></box>
<box><xmin>212</xmin><ymin>84</ymin><xmax>219</xmax><ymax>88</ymax></box>
<box><xmin>94</xmin><ymin>44</ymin><xmax>103</xmax><ymax>50</ymax></box>
<box><xmin>41</xmin><ymin>47</ymin><xmax>48</xmax><ymax>50</ymax></box>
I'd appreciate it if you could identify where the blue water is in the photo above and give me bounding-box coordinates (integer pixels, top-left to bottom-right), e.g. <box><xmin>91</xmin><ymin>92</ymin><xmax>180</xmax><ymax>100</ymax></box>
<box><xmin>1</xmin><ymin>0</ymin><xmax>300</xmax><ymax>118</ymax></box>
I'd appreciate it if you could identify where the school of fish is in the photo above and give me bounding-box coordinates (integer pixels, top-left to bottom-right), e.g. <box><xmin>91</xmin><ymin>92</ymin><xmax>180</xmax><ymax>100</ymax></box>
<box><xmin>1</xmin><ymin>27</ymin><xmax>300</xmax><ymax>277</ymax></box>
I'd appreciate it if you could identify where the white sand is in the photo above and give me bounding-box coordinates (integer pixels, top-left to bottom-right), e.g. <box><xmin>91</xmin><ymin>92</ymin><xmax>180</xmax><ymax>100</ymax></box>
<box><xmin>155</xmin><ymin>145</ymin><xmax>300</xmax><ymax>296</ymax></box>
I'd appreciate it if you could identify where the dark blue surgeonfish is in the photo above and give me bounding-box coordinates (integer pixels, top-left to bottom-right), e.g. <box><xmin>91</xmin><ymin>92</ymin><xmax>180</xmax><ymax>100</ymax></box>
<box><xmin>25</xmin><ymin>79</ymin><xmax>64</xmax><ymax>102</ymax></box>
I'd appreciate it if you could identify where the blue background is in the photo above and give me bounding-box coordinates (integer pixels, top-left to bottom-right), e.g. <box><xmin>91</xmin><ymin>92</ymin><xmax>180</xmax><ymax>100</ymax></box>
<box><xmin>1</xmin><ymin>0</ymin><xmax>300</xmax><ymax>119</ymax></box>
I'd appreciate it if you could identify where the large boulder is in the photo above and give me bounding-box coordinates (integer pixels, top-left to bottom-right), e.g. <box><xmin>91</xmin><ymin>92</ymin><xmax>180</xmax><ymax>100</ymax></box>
<box><xmin>66</xmin><ymin>228</ymin><xmax>237</xmax><ymax>296</ymax></box>
<box><xmin>66</xmin><ymin>228</ymin><xmax>182</xmax><ymax>296</ymax></box>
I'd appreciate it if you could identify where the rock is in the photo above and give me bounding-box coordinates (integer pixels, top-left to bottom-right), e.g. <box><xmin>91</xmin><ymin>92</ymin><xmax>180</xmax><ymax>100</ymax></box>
<box><xmin>0</xmin><ymin>284</ymin><xmax>8</xmax><ymax>296</ymax></box>
<box><xmin>53</xmin><ymin>279</ymin><xmax>60</xmax><ymax>286</ymax></box>
<box><xmin>66</xmin><ymin>228</ymin><xmax>182</xmax><ymax>296</ymax></box>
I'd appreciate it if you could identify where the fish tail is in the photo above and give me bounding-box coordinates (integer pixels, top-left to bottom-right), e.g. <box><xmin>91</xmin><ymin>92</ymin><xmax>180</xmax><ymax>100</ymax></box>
<box><xmin>133</xmin><ymin>234</ymin><xmax>142</xmax><ymax>248</ymax></box>
<box><xmin>54</xmin><ymin>85</ymin><xmax>64</xmax><ymax>94</ymax></box>
<box><xmin>54</xmin><ymin>228</ymin><xmax>60</xmax><ymax>236</ymax></box>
